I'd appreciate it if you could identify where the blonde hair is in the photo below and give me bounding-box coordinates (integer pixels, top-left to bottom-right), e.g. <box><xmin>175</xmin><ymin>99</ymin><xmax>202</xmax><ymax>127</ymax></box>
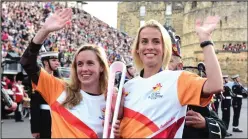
<box><xmin>132</xmin><ymin>19</ymin><xmax>172</xmax><ymax>72</ymax></box>
<box><xmin>62</xmin><ymin>44</ymin><xmax>109</xmax><ymax>109</ymax></box>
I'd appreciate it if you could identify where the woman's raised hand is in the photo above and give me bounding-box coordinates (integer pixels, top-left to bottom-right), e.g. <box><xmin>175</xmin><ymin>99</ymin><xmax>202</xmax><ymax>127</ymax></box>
<box><xmin>195</xmin><ymin>16</ymin><xmax>220</xmax><ymax>43</ymax></box>
<box><xmin>42</xmin><ymin>8</ymin><xmax>73</xmax><ymax>33</ymax></box>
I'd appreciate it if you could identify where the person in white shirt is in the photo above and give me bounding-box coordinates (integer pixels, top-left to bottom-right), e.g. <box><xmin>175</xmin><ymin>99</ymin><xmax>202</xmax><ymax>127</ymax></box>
<box><xmin>119</xmin><ymin>16</ymin><xmax>223</xmax><ymax>138</ymax></box>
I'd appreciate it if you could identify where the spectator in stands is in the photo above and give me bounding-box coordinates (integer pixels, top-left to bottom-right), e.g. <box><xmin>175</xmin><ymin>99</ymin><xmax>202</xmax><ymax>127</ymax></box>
<box><xmin>242</xmin><ymin>42</ymin><xmax>246</xmax><ymax>50</ymax></box>
<box><xmin>58</xmin><ymin>47</ymin><xmax>65</xmax><ymax>67</ymax></box>
<box><xmin>222</xmin><ymin>42</ymin><xmax>247</xmax><ymax>52</ymax></box>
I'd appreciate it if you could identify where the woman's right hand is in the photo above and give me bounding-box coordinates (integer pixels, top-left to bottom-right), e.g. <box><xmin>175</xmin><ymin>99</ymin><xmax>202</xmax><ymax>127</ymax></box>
<box><xmin>42</xmin><ymin>8</ymin><xmax>73</xmax><ymax>33</ymax></box>
<box><xmin>33</xmin><ymin>8</ymin><xmax>73</xmax><ymax>44</ymax></box>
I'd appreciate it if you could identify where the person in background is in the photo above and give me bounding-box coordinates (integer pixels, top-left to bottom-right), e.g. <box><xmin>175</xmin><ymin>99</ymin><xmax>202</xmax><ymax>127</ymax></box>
<box><xmin>231</xmin><ymin>74</ymin><xmax>246</xmax><ymax>132</ymax></box>
<box><xmin>12</xmin><ymin>72</ymin><xmax>28</xmax><ymax>122</ymax></box>
<box><xmin>125</xmin><ymin>63</ymin><xmax>136</xmax><ymax>83</ymax></box>
<box><xmin>213</xmin><ymin>92</ymin><xmax>222</xmax><ymax>115</ymax></box>
<box><xmin>1</xmin><ymin>79</ymin><xmax>17</xmax><ymax>124</ymax></box>
<box><xmin>115</xmin><ymin>62</ymin><xmax>136</xmax><ymax>88</ymax></box>
<box><xmin>58</xmin><ymin>46</ymin><xmax>65</xmax><ymax>67</ymax></box>
<box><xmin>30</xmin><ymin>51</ymin><xmax>60</xmax><ymax>138</ymax></box>
<box><xmin>221</xmin><ymin>75</ymin><xmax>233</xmax><ymax>137</ymax></box>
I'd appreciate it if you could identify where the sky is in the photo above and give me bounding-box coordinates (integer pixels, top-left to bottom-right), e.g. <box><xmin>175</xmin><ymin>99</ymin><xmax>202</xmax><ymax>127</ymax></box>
<box><xmin>83</xmin><ymin>2</ymin><xmax>118</xmax><ymax>28</ymax></box>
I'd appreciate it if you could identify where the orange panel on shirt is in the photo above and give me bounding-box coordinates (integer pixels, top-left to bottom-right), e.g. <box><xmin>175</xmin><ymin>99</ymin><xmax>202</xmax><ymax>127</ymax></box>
<box><xmin>177</xmin><ymin>71</ymin><xmax>212</xmax><ymax>107</ymax></box>
<box><xmin>120</xmin><ymin>117</ymin><xmax>154</xmax><ymax>138</ymax></box>
<box><xmin>32</xmin><ymin>68</ymin><xmax>65</xmax><ymax>105</ymax></box>
<box><xmin>51</xmin><ymin>101</ymin><xmax>98</xmax><ymax>138</ymax></box>
<box><xmin>51</xmin><ymin>111</ymin><xmax>89</xmax><ymax>138</ymax></box>
<box><xmin>120</xmin><ymin>107</ymin><xmax>159</xmax><ymax>138</ymax></box>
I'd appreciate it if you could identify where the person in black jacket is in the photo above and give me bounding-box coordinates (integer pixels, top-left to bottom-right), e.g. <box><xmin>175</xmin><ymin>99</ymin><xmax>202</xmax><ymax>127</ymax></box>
<box><xmin>221</xmin><ymin>75</ymin><xmax>233</xmax><ymax>137</ymax></box>
<box><xmin>231</xmin><ymin>74</ymin><xmax>246</xmax><ymax>132</ymax></box>
<box><xmin>30</xmin><ymin>51</ymin><xmax>60</xmax><ymax>138</ymax></box>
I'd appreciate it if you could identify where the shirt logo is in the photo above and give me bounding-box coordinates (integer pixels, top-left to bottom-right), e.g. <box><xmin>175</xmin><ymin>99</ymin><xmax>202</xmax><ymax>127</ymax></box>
<box><xmin>99</xmin><ymin>107</ymin><xmax>106</xmax><ymax>120</ymax></box>
<box><xmin>148</xmin><ymin>83</ymin><xmax>163</xmax><ymax>100</ymax></box>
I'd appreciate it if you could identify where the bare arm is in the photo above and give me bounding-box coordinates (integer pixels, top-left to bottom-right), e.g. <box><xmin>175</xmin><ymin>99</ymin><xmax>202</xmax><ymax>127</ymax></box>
<box><xmin>195</xmin><ymin>16</ymin><xmax>223</xmax><ymax>95</ymax></box>
<box><xmin>32</xmin><ymin>27</ymin><xmax>50</xmax><ymax>44</ymax></box>
<box><xmin>202</xmin><ymin>45</ymin><xmax>222</xmax><ymax>94</ymax></box>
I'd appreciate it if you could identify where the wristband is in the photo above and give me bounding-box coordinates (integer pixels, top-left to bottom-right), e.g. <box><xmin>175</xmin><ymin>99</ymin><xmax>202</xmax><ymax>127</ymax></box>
<box><xmin>200</xmin><ymin>41</ymin><xmax>214</xmax><ymax>48</ymax></box>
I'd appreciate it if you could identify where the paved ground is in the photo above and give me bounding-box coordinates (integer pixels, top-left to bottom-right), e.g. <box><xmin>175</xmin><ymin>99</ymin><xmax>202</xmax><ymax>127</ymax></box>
<box><xmin>1</xmin><ymin>118</ymin><xmax>33</xmax><ymax>138</ymax></box>
<box><xmin>1</xmin><ymin>99</ymin><xmax>247</xmax><ymax>138</ymax></box>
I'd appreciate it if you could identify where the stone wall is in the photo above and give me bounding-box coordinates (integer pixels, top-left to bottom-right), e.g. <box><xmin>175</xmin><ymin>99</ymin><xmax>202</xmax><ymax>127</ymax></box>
<box><xmin>189</xmin><ymin>51</ymin><xmax>248</xmax><ymax>85</ymax></box>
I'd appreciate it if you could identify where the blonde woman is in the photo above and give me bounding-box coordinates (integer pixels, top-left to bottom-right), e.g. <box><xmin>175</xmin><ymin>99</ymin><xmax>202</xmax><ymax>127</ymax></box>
<box><xmin>119</xmin><ymin>16</ymin><xmax>223</xmax><ymax>138</ymax></box>
<box><xmin>20</xmin><ymin>8</ymin><xmax>118</xmax><ymax>138</ymax></box>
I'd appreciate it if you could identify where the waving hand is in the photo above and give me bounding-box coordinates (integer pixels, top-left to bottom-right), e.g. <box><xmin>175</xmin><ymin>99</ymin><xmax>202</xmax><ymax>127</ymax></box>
<box><xmin>195</xmin><ymin>16</ymin><xmax>220</xmax><ymax>43</ymax></box>
<box><xmin>42</xmin><ymin>8</ymin><xmax>73</xmax><ymax>32</ymax></box>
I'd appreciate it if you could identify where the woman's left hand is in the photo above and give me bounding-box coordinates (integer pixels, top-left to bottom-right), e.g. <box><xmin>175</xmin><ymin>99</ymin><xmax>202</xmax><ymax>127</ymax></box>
<box><xmin>113</xmin><ymin>120</ymin><xmax>121</xmax><ymax>138</ymax></box>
